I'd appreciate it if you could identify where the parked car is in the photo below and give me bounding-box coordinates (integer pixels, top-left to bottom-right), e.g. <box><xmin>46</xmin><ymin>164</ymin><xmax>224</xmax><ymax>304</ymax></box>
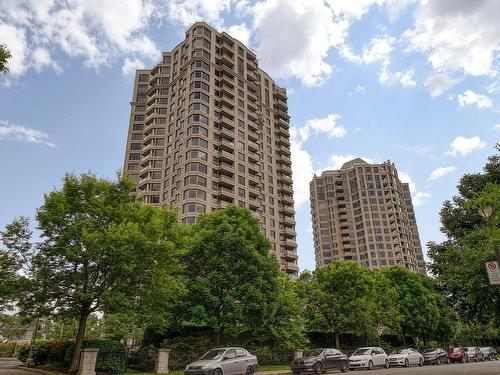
<box><xmin>185</xmin><ymin>348</ymin><xmax>258</xmax><ymax>375</ymax></box>
<box><xmin>422</xmin><ymin>348</ymin><xmax>450</xmax><ymax>365</ymax></box>
<box><xmin>388</xmin><ymin>348</ymin><xmax>424</xmax><ymax>367</ymax></box>
<box><xmin>465</xmin><ymin>347</ymin><xmax>485</xmax><ymax>362</ymax></box>
<box><xmin>349</xmin><ymin>347</ymin><xmax>389</xmax><ymax>370</ymax></box>
<box><xmin>447</xmin><ymin>347</ymin><xmax>469</xmax><ymax>363</ymax></box>
<box><xmin>479</xmin><ymin>347</ymin><xmax>498</xmax><ymax>361</ymax></box>
<box><xmin>291</xmin><ymin>348</ymin><xmax>349</xmax><ymax>374</ymax></box>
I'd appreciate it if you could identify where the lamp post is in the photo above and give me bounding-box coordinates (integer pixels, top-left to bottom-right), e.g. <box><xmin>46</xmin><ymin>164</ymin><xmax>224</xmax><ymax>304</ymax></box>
<box><xmin>477</xmin><ymin>206</ymin><xmax>500</xmax><ymax>266</ymax></box>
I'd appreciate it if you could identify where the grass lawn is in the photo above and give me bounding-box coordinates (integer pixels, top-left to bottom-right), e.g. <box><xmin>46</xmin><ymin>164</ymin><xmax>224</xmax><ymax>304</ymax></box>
<box><xmin>122</xmin><ymin>364</ymin><xmax>290</xmax><ymax>375</ymax></box>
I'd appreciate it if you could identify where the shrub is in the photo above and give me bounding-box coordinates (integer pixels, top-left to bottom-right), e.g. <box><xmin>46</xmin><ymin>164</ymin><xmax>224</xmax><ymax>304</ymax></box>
<box><xmin>65</xmin><ymin>340</ymin><xmax>127</xmax><ymax>373</ymax></box>
<box><xmin>127</xmin><ymin>345</ymin><xmax>157</xmax><ymax>372</ymax></box>
<box><xmin>17</xmin><ymin>341</ymin><xmax>71</xmax><ymax>368</ymax></box>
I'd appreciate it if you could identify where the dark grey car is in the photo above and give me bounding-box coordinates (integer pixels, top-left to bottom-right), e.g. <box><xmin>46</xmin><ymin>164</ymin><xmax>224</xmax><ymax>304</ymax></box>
<box><xmin>185</xmin><ymin>348</ymin><xmax>258</xmax><ymax>375</ymax></box>
<box><xmin>291</xmin><ymin>348</ymin><xmax>349</xmax><ymax>374</ymax></box>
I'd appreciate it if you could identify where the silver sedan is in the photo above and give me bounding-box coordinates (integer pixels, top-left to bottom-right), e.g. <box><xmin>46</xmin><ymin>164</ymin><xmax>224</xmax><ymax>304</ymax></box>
<box><xmin>185</xmin><ymin>347</ymin><xmax>258</xmax><ymax>375</ymax></box>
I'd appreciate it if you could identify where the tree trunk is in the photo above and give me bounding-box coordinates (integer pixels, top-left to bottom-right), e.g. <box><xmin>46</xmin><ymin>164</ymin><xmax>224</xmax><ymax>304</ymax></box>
<box><xmin>335</xmin><ymin>333</ymin><xmax>340</xmax><ymax>349</ymax></box>
<box><xmin>69</xmin><ymin>309</ymin><xmax>90</xmax><ymax>373</ymax></box>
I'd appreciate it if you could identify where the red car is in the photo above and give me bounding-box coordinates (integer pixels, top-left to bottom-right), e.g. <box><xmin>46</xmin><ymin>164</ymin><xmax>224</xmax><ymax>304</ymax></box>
<box><xmin>448</xmin><ymin>347</ymin><xmax>469</xmax><ymax>363</ymax></box>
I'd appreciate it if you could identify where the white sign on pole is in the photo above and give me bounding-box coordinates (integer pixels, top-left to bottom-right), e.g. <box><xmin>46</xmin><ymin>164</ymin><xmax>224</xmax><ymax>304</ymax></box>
<box><xmin>485</xmin><ymin>261</ymin><xmax>500</xmax><ymax>285</ymax></box>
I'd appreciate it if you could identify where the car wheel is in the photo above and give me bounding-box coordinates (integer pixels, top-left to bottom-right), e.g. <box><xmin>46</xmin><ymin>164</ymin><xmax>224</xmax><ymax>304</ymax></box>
<box><xmin>384</xmin><ymin>359</ymin><xmax>389</xmax><ymax>369</ymax></box>
<box><xmin>447</xmin><ymin>358</ymin><xmax>451</xmax><ymax>364</ymax></box>
<box><xmin>418</xmin><ymin>358</ymin><xmax>423</xmax><ymax>367</ymax></box>
<box><xmin>246</xmin><ymin>366</ymin><xmax>254</xmax><ymax>375</ymax></box>
<box><xmin>368</xmin><ymin>360</ymin><xmax>374</xmax><ymax>370</ymax></box>
<box><xmin>313</xmin><ymin>362</ymin><xmax>323</xmax><ymax>374</ymax></box>
<box><xmin>481</xmin><ymin>355</ymin><xmax>485</xmax><ymax>362</ymax></box>
<box><xmin>461</xmin><ymin>356</ymin><xmax>466</xmax><ymax>363</ymax></box>
<box><xmin>340</xmin><ymin>360</ymin><xmax>348</xmax><ymax>373</ymax></box>
<box><xmin>214</xmin><ymin>368</ymin><xmax>223</xmax><ymax>375</ymax></box>
<box><xmin>436</xmin><ymin>358</ymin><xmax>441</xmax><ymax>365</ymax></box>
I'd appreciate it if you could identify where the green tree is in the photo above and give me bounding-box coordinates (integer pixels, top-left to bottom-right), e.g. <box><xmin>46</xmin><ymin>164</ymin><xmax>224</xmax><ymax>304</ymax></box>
<box><xmin>304</xmin><ymin>261</ymin><xmax>373</xmax><ymax>348</ymax></box>
<box><xmin>258</xmin><ymin>274</ymin><xmax>307</xmax><ymax>350</ymax></box>
<box><xmin>0</xmin><ymin>44</ymin><xmax>11</xmax><ymax>74</ymax></box>
<box><xmin>0</xmin><ymin>217</ymin><xmax>32</xmax><ymax>310</ymax></box>
<box><xmin>381</xmin><ymin>267</ymin><xmax>441</xmax><ymax>346</ymax></box>
<box><xmin>180</xmin><ymin>205</ymin><xmax>280</xmax><ymax>345</ymax></box>
<box><xmin>6</xmin><ymin>173</ymin><xmax>185</xmax><ymax>372</ymax></box>
<box><xmin>428</xmin><ymin>146</ymin><xmax>500</xmax><ymax>325</ymax></box>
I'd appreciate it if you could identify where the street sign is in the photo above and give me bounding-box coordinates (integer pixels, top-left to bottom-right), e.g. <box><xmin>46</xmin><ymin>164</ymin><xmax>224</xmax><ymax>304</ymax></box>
<box><xmin>485</xmin><ymin>261</ymin><xmax>500</xmax><ymax>285</ymax></box>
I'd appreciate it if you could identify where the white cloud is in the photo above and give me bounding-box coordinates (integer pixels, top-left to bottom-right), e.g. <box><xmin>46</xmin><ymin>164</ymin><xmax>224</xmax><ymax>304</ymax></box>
<box><xmin>122</xmin><ymin>57</ymin><xmax>145</xmax><ymax>75</ymax></box>
<box><xmin>290</xmin><ymin>140</ymin><xmax>314</xmax><ymax>207</ymax></box>
<box><xmin>398</xmin><ymin>171</ymin><xmax>431</xmax><ymax>207</ymax></box>
<box><xmin>0</xmin><ymin>23</ymin><xmax>28</xmax><ymax>76</ymax></box>
<box><xmin>32</xmin><ymin>47</ymin><xmax>61</xmax><ymax>73</ymax></box>
<box><xmin>446</xmin><ymin>136</ymin><xmax>486</xmax><ymax>157</ymax></box>
<box><xmin>379</xmin><ymin>63</ymin><xmax>416</xmax><ymax>87</ymax></box>
<box><xmin>253</xmin><ymin>0</ymin><xmax>346</xmax><ymax>87</ymax></box>
<box><xmin>457</xmin><ymin>90</ymin><xmax>493</xmax><ymax>109</ymax></box>
<box><xmin>0</xmin><ymin>120</ymin><xmax>56</xmax><ymax>147</ymax></box>
<box><xmin>322</xmin><ymin>154</ymin><xmax>374</xmax><ymax>171</ymax></box>
<box><xmin>424</xmin><ymin>73</ymin><xmax>458</xmax><ymax>97</ymax></box>
<box><xmin>225</xmin><ymin>23</ymin><xmax>251</xmax><ymax>46</ymax></box>
<box><xmin>293</xmin><ymin>113</ymin><xmax>346</xmax><ymax>142</ymax></box>
<box><xmin>404</xmin><ymin>0</ymin><xmax>500</xmax><ymax>76</ymax></box>
<box><xmin>412</xmin><ymin>191</ymin><xmax>431</xmax><ymax>207</ymax></box>
<box><xmin>164</xmin><ymin>0</ymin><xmax>230</xmax><ymax>27</ymax></box>
<box><xmin>342</xmin><ymin>35</ymin><xmax>415</xmax><ymax>87</ymax></box>
<box><xmin>428</xmin><ymin>166</ymin><xmax>456</xmax><ymax>181</ymax></box>
<box><xmin>495</xmin><ymin>124</ymin><xmax>500</xmax><ymax>130</ymax></box>
<box><xmin>0</xmin><ymin>0</ymin><xmax>160</xmax><ymax>78</ymax></box>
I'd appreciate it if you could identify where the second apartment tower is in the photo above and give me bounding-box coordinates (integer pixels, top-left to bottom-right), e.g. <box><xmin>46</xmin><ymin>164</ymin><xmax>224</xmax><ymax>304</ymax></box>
<box><xmin>123</xmin><ymin>22</ymin><xmax>298</xmax><ymax>276</ymax></box>
<box><xmin>310</xmin><ymin>158</ymin><xmax>425</xmax><ymax>274</ymax></box>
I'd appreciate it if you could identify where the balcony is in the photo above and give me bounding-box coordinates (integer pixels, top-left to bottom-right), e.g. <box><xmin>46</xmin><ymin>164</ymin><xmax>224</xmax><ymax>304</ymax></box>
<box><xmin>276</xmin><ymin>136</ymin><xmax>290</xmax><ymax>147</ymax></box>
<box><xmin>248</xmin><ymin>173</ymin><xmax>261</xmax><ymax>184</ymax></box>
<box><xmin>278</xmin><ymin>183</ymin><xmax>293</xmax><ymax>195</ymax></box>
<box><xmin>220</xmin><ymin>54</ymin><xmax>234</xmax><ymax>68</ymax></box>
<box><xmin>218</xmin><ymin>149</ymin><xmax>234</xmax><ymax>162</ymax></box>
<box><xmin>279</xmin><ymin>164</ymin><xmax>292</xmax><ymax>176</ymax></box>
<box><xmin>280</xmin><ymin>215</ymin><xmax>295</xmax><ymax>226</ymax></box>
<box><xmin>278</xmin><ymin>144</ymin><xmax>291</xmax><ymax>156</ymax></box>
<box><xmin>217</xmin><ymin>160</ymin><xmax>234</xmax><ymax>174</ymax></box>
<box><xmin>282</xmin><ymin>227</ymin><xmax>296</xmax><ymax>238</ymax></box>
<box><xmin>218</xmin><ymin>186</ymin><xmax>234</xmax><ymax>199</ymax></box>
<box><xmin>219</xmin><ymin>138</ymin><xmax>235</xmax><ymax>152</ymax></box>
<box><xmin>278</xmin><ymin>194</ymin><xmax>294</xmax><ymax>205</ymax></box>
<box><xmin>217</xmin><ymin>174</ymin><xmax>234</xmax><ymax>187</ymax></box>
<box><xmin>279</xmin><ymin>204</ymin><xmax>294</xmax><ymax>216</ymax></box>
<box><xmin>275</xmin><ymin>88</ymin><xmax>287</xmax><ymax>101</ymax></box>
<box><xmin>247</xmin><ymin>140</ymin><xmax>260</xmax><ymax>152</ymax></box>
<box><xmin>219</xmin><ymin>126</ymin><xmax>235</xmax><ymax>140</ymax></box>
<box><xmin>248</xmin><ymin>196</ymin><xmax>261</xmax><ymax>209</ymax></box>
<box><xmin>283</xmin><ymin>250</ymin><xmax>298</xmax><ymax>260</ymax></box>
<box><xmin>277</xmin><ymin>174</ymin><xmax>292</xmax><ymax>184</ymax></box>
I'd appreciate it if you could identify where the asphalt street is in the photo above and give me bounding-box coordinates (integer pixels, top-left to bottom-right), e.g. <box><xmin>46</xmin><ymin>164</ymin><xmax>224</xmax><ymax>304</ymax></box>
<box><xmin>345</xmin><ymin>360</ymin><xmax>500</xmax><ymax>374</ymax></box>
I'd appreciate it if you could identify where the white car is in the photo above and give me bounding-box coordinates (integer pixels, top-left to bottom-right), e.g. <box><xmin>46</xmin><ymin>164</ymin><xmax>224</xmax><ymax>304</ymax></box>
<box><xmin>349</xmin><ymin>347</ymin><xmax>389</xmax><ymax>370</ymax></box>
<box><xmin>388</xmin><ymin>348</ymin><xmax>424</xmax><ymax>367</ymax></box>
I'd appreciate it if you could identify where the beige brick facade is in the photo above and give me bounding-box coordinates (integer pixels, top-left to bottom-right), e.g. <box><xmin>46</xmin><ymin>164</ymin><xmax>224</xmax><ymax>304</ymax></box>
<box><xmin>310</xmin><ymin>158</ymin><xmax>426</xmax><ymax>273</ymax></box>
<box><xmin>123</xmin><ymin>22</ymin><xmax>298</xmax><ymax>276</ymax></box>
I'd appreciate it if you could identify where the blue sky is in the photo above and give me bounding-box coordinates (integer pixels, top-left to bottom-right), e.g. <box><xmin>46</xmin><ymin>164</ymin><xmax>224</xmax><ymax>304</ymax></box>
<box><xmin>1</xmin><ymin>0</ymin><xmax>499</xmax><ymax>271</ymax></box>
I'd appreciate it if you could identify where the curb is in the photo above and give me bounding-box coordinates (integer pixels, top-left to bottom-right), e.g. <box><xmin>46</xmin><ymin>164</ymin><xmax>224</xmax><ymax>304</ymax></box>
<box><xmin>256</xmin><ymin>372</ymin><xmax>292</xmax><ymax>375</ymax></box>
<box><xmin>18</xmin><ymin>366</ymin><xmax>61</xmax><ymax>375</ymax></box>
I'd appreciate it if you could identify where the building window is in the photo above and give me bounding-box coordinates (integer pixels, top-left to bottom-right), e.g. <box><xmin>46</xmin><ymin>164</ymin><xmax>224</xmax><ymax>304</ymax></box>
<box><xmin>183</xmin><ymin>202</ymin><xmax>206</xmax><ymax>214</ymax></box>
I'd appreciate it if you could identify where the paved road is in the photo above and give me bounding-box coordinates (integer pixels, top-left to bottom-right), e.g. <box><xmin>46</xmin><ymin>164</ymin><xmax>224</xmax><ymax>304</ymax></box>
<box><xmin>346</xmin><ymin>360</ymin><xmax>500</xmax><ymax>374</ymax></box>
<box><xmin>0</xmin><ymin>370</ymin><xmax>39</xmax><ymax>375</ymax></box>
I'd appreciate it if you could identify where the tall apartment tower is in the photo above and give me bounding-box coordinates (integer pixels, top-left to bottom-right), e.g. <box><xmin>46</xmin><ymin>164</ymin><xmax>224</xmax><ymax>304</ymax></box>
<box><xmin>310</xmin><ymin>158</ymin><xmax>426</xmax><ymax>274</ymax></box>
<box><xmin>123</xmin><ymin>22</ymin><xmax>298</xmax><ymax>276</ymax></box>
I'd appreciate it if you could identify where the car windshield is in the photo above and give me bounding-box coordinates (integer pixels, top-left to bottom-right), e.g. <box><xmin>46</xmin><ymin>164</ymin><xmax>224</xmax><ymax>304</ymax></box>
<box><xmin>305</xmin><ymin>349</ymin><xmax>324</xmax><ymax>357</ymax></box>
<box><xmin>200</xmin><ymin>349</ymin><xmax>226</xmax><ymax>360</ymax></box>
<box><xmin>479</xmin><ymin>348</ymin><xmax>488</xmax><ymax>351</ymax></box>
<box><xmin>466</xmin><ymin>347</ymin><xmax>475</xmax><ymax>351</ymax></box>
<box><xmin>451</xmin><ymin>348</ymin><xmax>462</xmax><ymax>353</ymax></box>
<box><xmin>398</xmin><ymin>349</ymin><xmax>409</xmax><ymax>354</ymax></box>
<box><xmin>423</xmin><ymin>349</ymin><xmax>436</xmax><ymax>354</ymax></box>
<box><xmin>352</xmin><ymin>348</ymin><xmax>371</xmax><ymax>356</ymax></box>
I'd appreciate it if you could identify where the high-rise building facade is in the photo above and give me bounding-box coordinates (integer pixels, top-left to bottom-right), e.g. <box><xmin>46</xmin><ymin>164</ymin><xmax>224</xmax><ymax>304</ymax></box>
<box><xmin>310</xmin><ymin>158</ymin><xmax>425</xmax><ymax>274</ymax></box>
<box><xmin>123</xmin><ymin>22</ymin><xmax>298</xmax><ymax>276</ymax></box>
